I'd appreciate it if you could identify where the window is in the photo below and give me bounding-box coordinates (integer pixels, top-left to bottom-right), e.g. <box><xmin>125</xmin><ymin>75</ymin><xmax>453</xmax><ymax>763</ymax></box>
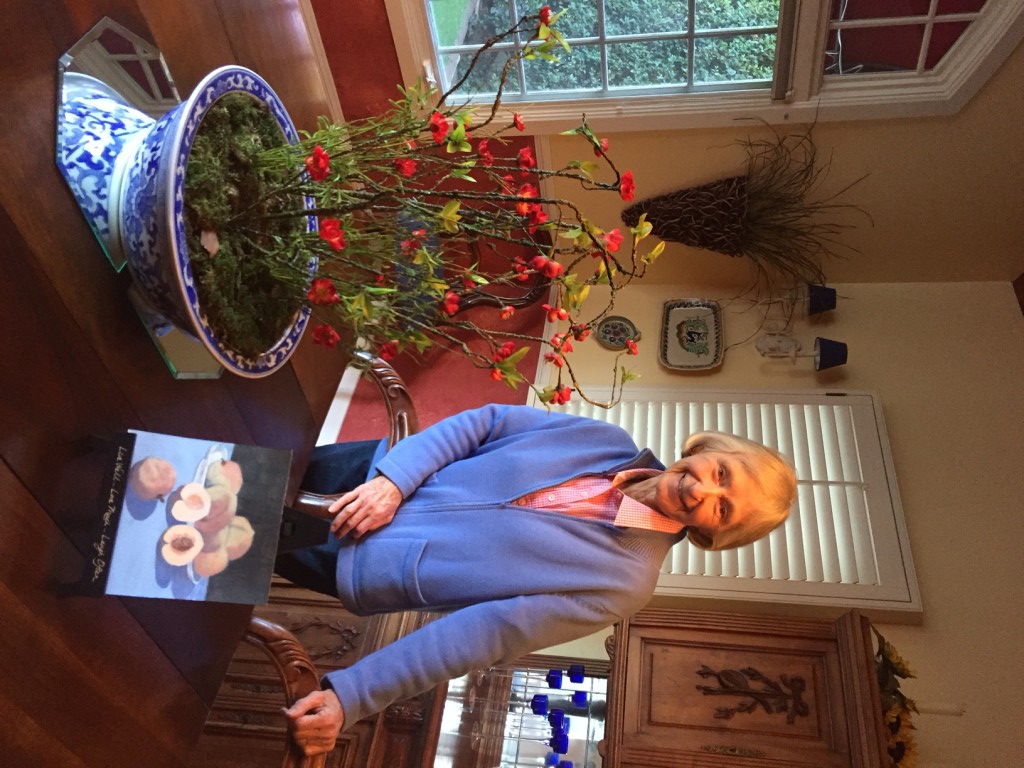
<box><xmin>537</xmin><ymin>388</ymin><xmax>922</xmax><ymax>613</ymax></box>
<box><xmin>428</xmin><ymin>0</ymin><xmax>781</xmax><ymax>100</ymax></box>
<box><xmin>384</xmin><ymin>0</ymin><xmax>1024</xmax><ymax>131</ymax></box>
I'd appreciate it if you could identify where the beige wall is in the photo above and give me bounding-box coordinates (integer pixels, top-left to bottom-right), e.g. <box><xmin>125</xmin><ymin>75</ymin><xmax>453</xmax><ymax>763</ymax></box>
<box><xmin>542</xmin><ymin>40</ymin><xmax>1024</xmax><ymax>288</ymax></box>
<box><xmin>534</xmin><ymin>38</ymin><xmax>1024</xmax><ymax>768</ymax></box>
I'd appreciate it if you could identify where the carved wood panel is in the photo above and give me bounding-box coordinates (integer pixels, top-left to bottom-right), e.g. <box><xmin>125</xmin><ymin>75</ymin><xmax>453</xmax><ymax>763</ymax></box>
<box><xmin>604</xmin><ymin>609</ymin><xmax>888</xmax><ymax>768</ymax></box>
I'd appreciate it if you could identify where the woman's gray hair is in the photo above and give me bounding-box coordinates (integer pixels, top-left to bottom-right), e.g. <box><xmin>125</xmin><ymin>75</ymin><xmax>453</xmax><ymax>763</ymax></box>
<box><xmin>681</xmin><ymin>431</ymin><xmax>797</xmax><ymax>551</ymax></box>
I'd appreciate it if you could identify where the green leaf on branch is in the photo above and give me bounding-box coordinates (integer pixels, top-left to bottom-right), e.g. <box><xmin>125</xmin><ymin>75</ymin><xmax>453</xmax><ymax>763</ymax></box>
<box><xmin>621</xmin><ymin>369</ymin><xmax>641</xmax><ymax>384</ymax></box>
<box><xmin>548</xmin><ymin>27</ymin><xmax>571</xmax><ymax>54</ymax></box>
<box><xmin>631</xmin><ymin>213</ymin><xmax>653</xmax><ymax>242</ymax></box>
<box><xmin>642</xmin><ymin>241</ymin><xmax>665</xmax><ymax>264</ymax></box>
<box><xmin>502</xmin><ymin>346</ymin><xmax>530</xmax><ymax>366</ymax></box>
<box><xmin>438</xmin><ymin>200</ymin><xmax>462</xmax><ymax>233</ymax></box>
<box><xmin>577</xmin><ymin>160</ymin><xmax>599</xmax><ymax>179</ymax></box>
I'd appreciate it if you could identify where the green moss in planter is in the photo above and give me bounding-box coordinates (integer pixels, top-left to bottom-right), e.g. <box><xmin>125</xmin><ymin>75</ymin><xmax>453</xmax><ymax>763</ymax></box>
<box><xmin>184</xmin><ymin>93</ymin><xmax>307</xmax><ymax>358</ymax></box>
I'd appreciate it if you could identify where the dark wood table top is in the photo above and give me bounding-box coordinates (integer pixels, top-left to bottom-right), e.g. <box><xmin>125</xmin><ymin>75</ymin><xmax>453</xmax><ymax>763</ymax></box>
<box><xmin>0</xmin><ymin>1</ymin><xmax>347</xmax><ymax>764</ymax></box>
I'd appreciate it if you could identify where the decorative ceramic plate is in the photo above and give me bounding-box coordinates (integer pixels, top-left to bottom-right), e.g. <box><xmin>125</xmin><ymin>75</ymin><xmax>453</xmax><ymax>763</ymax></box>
<box><xmin>596</xmin><ymin>315</ymin><xmax>640</xmax><ymax>350</ymax></box>
<box><xmin>659</xmin><ymin>299</ymin><xmax>723</xmax><ymax>371</ymax></box>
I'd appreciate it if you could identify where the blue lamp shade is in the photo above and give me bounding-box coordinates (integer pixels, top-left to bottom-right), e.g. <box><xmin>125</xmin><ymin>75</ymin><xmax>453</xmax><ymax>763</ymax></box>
<box><xmin>531</xmin><ymin>694</ymin><xmax>549</xmax><ymax>715</ymax></box>
<box><xmin>814</xmin><ymin>337</ymin><xmax>848</xmax><ymax>370</ymax></box>
<box><xmin>548</xmin><ymin>709</ymin><xmax>566</xmax><ymax>729</ymax></box>
<box><xmin>807</xmin><ymin>283</ymin><xmax>837</xmax><ymax>315</ymax></box>
<box><xmin>567</xmin><ymin>664</ymin><xmax>585</xmax><ymax>683</ymax></box>
<box><xmin>557</xmin><ymin>762</ymin><xmax>575</xmax><ymax>768</ymax></box>
<box><xmin>571</xmin><ymin>690</ymin><xmax>588</xmax><ymax>707</ymax></box>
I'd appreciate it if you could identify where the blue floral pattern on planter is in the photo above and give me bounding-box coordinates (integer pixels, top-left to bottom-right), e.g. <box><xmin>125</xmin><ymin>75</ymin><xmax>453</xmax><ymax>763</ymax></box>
<box><xmin>66</xmin><ymin>66</ymin><xmax>313</xmax><ymax>378</ymax></box>
<box><xmin>57</xmin><ymin>73</ymin><xmax>155</xmax><ymax>263</ymax></box>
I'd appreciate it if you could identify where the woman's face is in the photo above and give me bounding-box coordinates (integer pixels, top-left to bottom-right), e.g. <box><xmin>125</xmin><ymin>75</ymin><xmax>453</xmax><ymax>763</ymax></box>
<box><xmin>648</xmin><ymin>451</ymin><xmax>760</xmax><ymax>542</ymax></box>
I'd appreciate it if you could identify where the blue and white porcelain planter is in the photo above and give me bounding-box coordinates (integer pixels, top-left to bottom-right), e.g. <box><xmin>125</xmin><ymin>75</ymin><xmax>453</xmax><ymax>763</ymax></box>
<box><xmin>58</xmin><ymin>66</ymin><xmax>313</xmax><ymax>378</ymax></box>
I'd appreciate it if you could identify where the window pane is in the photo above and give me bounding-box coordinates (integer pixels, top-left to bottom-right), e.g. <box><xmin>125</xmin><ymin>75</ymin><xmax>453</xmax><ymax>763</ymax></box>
<box><xmin>516</xmin><ymin>0</ymin><xmax>599</xmax><ymax>37</ymax></box>
<box><xmin>938</xmin><ymin>0</ymin><xmax>986</xmax><ymax>11</ymax></box>
<box><xmin>927</xmin><ymin>20</ymin><xmax>972</xmax><ymax>69</ymax></box>
<box><xmin>524</xmin><ymin>43</ymin><xmax>603</xmax><ymax>92</ymax></box>
<box><xmin>830</xmin><ymin>0</ymin><xmax>932</xmax><ymax>21</ymax></box>
<box><xmin>696</xmin><ymin>0</ymin><xmax>779</xmax><ymax>30</ymax></box>
<box><xmin>825</xmin><ymin>23</ymin><xmax>925</xmax><ymax>74</ymax></box>
<box><xmin>607</xmin><ymin>39</ymin><xmax>689</xmax><ymax>87</ymax></box>
<box><xmin>606</xmin><ymin>0</ymin><xmax>689</xmax><ymax>36</ymax></box>
<box><xmin>446</xmin><ymin>48</ymin><xmax>516</xmax><ymax>96</ymax></box>
<box><xmin>431</xmin><ymin>0</ymin><xmax>514</xmax><ymax>47</ymax></box>
<box><xmin>694</xmin><ymin>33</ymin><xmax>776</xmax><ymax>84</ymax></box>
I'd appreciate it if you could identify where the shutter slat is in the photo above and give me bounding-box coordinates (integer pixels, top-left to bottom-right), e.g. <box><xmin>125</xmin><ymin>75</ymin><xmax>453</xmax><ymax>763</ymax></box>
<box><xmin>813</xmin><ymin>484</ymin><xmax>842</xmax><ymax>582</ymax></box>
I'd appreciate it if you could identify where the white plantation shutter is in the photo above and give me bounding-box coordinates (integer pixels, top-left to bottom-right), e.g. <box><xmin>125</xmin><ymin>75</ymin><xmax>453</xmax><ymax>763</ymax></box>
<box><xmin>544</xmin><ymin>389</ymin><xmax>921</xmax><ymax>613</ymax></box>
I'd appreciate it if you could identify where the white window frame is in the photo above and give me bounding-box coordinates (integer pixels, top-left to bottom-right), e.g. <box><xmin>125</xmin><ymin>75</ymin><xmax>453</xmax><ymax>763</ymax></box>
<box><xmin>531</xmin><ymin>388</ymin><xmax>922</xmax><ymax>614</ymax></box>
<box><xmin>384</xmin><ymin>0</ymin><xmax>1024</xmax><ymax>133</ymax></box>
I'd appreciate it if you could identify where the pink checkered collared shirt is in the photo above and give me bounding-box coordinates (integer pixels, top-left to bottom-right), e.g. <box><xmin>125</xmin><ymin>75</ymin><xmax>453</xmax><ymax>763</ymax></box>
<box><xmin>512</xmin><ymin>468</ymin><xmax>684</xmax><ymax>534</ymax></box>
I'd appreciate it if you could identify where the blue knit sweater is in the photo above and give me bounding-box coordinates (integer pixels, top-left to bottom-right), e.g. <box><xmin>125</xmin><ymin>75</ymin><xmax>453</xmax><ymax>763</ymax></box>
<box><xmin>324</xmin><ymin>404</ymin><xmax>681</xmax><ymax>725</ymax></box>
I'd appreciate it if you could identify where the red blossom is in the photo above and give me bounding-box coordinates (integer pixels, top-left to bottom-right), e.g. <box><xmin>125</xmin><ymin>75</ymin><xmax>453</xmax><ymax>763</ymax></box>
<box><xmin>571</xmin><ymin>324</ymin><xmax>591</xmax><ymax>341</ymax></box>
<box><xmin>593</xmin><ymin>137</ymin><xmax>610</xmax><ymax>157</ymax></box>
<box><xmin>305</xmin><ymin>145</ymin><xmax>330</xmax><ymax>181</ymax></box>
<box><xmin>492</xmin><ymin>341</ymin><xmax>517</xmax><ymax>363</ymax></box>
<box><xmin>527</xmin><ymin>206</ymin><xmax>548</xmax><ymax>233</ymax></box>
<box><xmin>311</xmin><ymin>323</ymin><xmax>340</xmax><ymax>348</ymax></box>
<box><xmin>380</xmin><ymin>340</ymin><xmax>400</xmax><ymax>360</ymax></box>
<box><xmin>319</xmin><ymin>218</ymin><xmax>346</xmax><ymax>250</ymax></box>
<box><xmin>375</xmin><ymin>273</ymin><xmax>387</xmax><ymax>286</ymax></box>
<box><xmin>539</xmin><ymin>5</ymin><xmax>552</xmax><ymax>24</ymax></box>
<box><xmin>530</xmin><ymin>255</ymin><xmax>549</xmax><ymax>271</ymax></box>
<box><xmin>553</xmin><ymin>385</ymin><xmax>572</xmax><ymax>404</ymax></box>
<box><xmin>619</xmin><ymin>170</ymin><xmax>635</xmax><ymax>201</ymax></box>
<box><xmin>626</xmin><ymin>339</ymin><xmax>639</xmax><ymax>355</ymax></box>
<box><xmin>602</xmin><ymin>228</ymin><xmax>624</xmax><ymax>253</ymax></box>
<box><xmin>542</xmin><ymin>260</ymin><xmax>564</xmax><ymax>279</ymax></box>
<box><xmin>306</xmin><ymin>277</ymin><xmax>341</xmax><ymax>305</ymax></box>
<box><xmin>517</xmin><ymin>146</ymin><xmax>536</xmax><ymax>169</ymax></box>
<box><xmin>428</xmin><ymin>112</ymin><xmax>449</xmax><ymax>144</ymax></box>
<box><xmin>516</xmin><ymin>183</ymin><xmax>539</xmax><ymax>215</ymax></box>
<box><xmin>394</xmin><ymin>157</ymin><xmax>417</xmax><ymax>177</ymax></box>
<box><xmin>543</xmin><ymin>303</ymin><xmax>569</xmax><ymax>322</ymax></box>
<box><xmin>544</xmin><ymin>352</ymin><xmax>565</xmax><ymax>368</ymax></box>
<box><xmin>490</xmin><ymin>368</ymin><xmax>505</xmax><ymax>381</ymax></box>
<box><xmin>513</xmin><ymin>113</ymin><xmax>525</xmax><ymax>131</ymax></box>
<box><xmin>441</xmin><ymin>290</ymin><xmax>460</xmax><ymax>316</ymax></box>
<box><xmin>477</xmin><ymin>139</ymin><xmax>494</xmax><ymax>166</ymax></box>
<box><xmin>500</xmin><ymin>305</ymin><xmax>516</xmax><ymax>320</ymax></box>
<box><xmin>550</xmin><ymin>333</ymin><xmax>574</xmax><ymax>353</ymax></box>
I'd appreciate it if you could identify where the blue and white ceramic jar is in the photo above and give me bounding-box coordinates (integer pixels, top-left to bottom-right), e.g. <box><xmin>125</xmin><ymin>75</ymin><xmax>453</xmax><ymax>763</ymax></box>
<box><xmin>58</xmin><ymin>66</ymin><xmax>313</xmax><ymax>378</ymax></box>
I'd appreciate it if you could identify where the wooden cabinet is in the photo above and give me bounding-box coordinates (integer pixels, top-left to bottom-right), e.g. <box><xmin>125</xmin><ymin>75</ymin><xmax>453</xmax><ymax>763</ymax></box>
<box><xmin>189</xmin><ymin>578</ymin><xmax>444</xmax><ymax>768</ymax></box>
<box><xmin>603</xmin><ymin>609</ymin><xmax>888</xmax><ymax>768</ymax></box>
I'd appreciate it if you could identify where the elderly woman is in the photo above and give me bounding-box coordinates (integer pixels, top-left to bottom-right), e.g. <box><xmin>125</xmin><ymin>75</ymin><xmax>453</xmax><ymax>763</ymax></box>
<box><xmin>276</xmin><ymin>404</ymin><xmax>796</xmax><ymax>756</ymax></box>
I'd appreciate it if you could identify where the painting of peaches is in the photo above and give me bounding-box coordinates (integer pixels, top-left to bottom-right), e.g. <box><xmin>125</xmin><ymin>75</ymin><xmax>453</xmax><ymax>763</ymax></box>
<box><xmin>104</xmin><ymin>430</ymin><xmax>290</xmax><ymax>604</ymax></box>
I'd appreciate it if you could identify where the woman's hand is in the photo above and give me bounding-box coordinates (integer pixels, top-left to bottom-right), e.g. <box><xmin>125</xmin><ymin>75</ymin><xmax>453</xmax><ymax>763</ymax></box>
<box><xmin>282</xmin><ymin>688</ymin><xmax>345</xmax><ymax>756</ymax></box>
<box><xmin>329</xmin><ymin>474</ymin><xmax>402</xmax><ymax>538</ymax></box>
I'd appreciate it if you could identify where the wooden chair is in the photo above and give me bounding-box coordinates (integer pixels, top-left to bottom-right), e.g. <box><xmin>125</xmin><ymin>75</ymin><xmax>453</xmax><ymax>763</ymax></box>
<box><xmin>243</xmin><ymin>351</ymin><xmax>420</xmax><ymax>768</ymax></box>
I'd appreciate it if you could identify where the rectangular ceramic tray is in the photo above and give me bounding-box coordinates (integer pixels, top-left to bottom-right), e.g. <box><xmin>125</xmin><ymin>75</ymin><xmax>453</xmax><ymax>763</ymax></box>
<box><xmin>659</xmin><ymin>299</ymin><xmax>723</xmax><ymax>371</ymax></box>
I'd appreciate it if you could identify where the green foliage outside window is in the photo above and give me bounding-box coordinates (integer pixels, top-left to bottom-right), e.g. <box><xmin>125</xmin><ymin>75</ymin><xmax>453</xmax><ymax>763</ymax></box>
<box><xmin>438</xmin><ymin>0</ymin><xmax>782</xmax><ymax>97</ymax></box>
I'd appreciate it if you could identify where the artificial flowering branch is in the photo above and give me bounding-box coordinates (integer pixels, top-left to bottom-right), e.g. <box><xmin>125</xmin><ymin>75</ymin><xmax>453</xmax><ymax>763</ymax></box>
<box><xmin>189</xmin><ymin>7</ymin><xmax>660</xmax><ymax>407</ymax></box>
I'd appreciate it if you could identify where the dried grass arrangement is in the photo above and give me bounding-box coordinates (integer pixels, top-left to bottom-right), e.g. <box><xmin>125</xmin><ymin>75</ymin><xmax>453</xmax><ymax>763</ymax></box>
<box><xmin>621</xmin><ymin>127</ymin><xmax>869</xmax><ymax>292</ymax></box>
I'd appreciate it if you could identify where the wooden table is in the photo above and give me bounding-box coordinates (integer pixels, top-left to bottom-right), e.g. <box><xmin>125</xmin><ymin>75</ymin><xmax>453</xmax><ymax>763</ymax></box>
<box><xmin>0</xmin><ymin>2</ymin><xmax>346</xmax><ymax>764</ymax></box>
